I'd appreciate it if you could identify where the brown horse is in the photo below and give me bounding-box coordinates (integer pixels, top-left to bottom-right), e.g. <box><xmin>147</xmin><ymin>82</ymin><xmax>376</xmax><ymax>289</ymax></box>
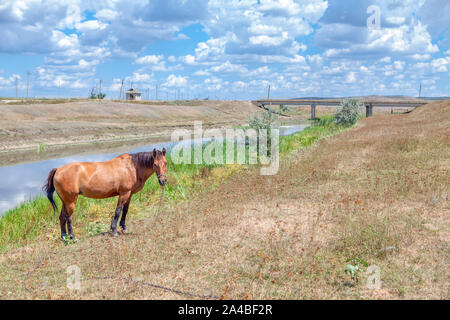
<box><xmin>43</xmin><ymin>148</ymin><xmax>167</xmax><ymax>239</ymax></box>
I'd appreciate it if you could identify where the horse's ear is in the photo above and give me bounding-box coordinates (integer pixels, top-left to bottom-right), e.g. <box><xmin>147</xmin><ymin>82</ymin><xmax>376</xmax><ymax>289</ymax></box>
<box><xmin>162</xmin><ymin>148</ymin><xmax>166</xmax><ymax>156</ymax></box>
<box><xmin>153</xmin><ymin>148</ymin><xmax>157</xmax><ymax>157</ymax></box>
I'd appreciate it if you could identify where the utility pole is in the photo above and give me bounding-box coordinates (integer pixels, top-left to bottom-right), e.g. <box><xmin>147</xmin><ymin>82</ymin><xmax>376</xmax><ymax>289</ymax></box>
<box><xmin>119</xmin><ymin>79</ymin><xmax>124</xmax><ymax>100</ymax></box>
<box><xmin>26</xmin><ymin>71</ymin><xmax>30</xmax><ymax>98</ymax></box>
<box><xmin>155</xmin><ymin>84</ymin><xmax>158</xmax><ymax>100</ymax></box>
<box><xmin>267</xmin><ymin>85</ymin><xmax>271</xmax><ymax>99</ymax></box>
<box><xmin>418</xmin><ymin>82</ymin><xmax>422</xmax><ymax>98</ymax></box>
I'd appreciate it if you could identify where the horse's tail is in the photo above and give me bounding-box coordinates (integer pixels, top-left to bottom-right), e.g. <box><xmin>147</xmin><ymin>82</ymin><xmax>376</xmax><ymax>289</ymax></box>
<box><xmin>43</xmin><ymin>168</ymin><xmax>58</xmax><ymax>213</ymax></box>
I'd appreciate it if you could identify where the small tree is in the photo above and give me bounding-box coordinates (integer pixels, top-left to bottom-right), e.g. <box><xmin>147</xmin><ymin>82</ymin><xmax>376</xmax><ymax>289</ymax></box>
<box><xmin>89</xmin><ymin>87</ymin><xmax>106</xmax><ymax>100</ymax></box>
<box><xmin>89</xmin><ymin>87</ymin><xmax>97</xmax><ymax>99</ymax></box>
<box><xmin>335</xmin><ymin>98</ymin><xmax>363</xmax><ymax>126</ymax></box>
<box><xmin>247</xmin><ymin>107</ymin><xmax>278</xmax><ymax>157</ymax></box>
<box><xmin>247</xmin><ymin>107</ymin><xmax>278</xmax><ymax>132</ymax></box>
<box><xmin>97</xmin><ymin>92</ymin><xmax>106</xmax><ymax>99</ymax></box>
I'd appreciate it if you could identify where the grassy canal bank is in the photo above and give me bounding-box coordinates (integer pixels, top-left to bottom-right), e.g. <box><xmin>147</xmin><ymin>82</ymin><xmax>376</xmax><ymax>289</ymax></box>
<box><xmin>0</xmin><ymin>116</ymin><xmax>345</xmax><ymax>252</ymax></box>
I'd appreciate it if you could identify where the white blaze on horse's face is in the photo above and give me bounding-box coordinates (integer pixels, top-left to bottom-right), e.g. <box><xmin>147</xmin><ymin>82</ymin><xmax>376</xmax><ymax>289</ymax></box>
<box><xmin>153</xmin><ymin>148</ymin><xmax>167</xmax><ymax>186</ymax></box>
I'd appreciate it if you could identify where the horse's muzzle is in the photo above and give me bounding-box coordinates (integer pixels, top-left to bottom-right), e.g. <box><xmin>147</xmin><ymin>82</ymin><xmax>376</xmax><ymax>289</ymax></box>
<box><xmin>158</xmin><ymin>174</ymin><xmax>166</xmax><ymax>186</ymax></box>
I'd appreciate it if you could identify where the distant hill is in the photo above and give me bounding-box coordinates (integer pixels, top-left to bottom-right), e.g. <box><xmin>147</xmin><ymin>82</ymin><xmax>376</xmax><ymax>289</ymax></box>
<box><xmin>421</xmin><ymin>97</ymin><xmax>450</xmax><ymax>101</ymax></box>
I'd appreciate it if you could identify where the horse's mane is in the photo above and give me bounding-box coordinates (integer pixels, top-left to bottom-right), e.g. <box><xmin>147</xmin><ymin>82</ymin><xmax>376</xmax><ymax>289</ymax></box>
<box><xmin>131</xmin><ymin>152</ymin><xmax>156</xmax><ymax>168</ymax></box>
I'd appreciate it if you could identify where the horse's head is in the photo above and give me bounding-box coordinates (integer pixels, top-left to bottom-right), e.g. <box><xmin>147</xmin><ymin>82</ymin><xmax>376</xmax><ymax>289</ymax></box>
<box><xmin>153</xmin><ymin>148</ymin><xmax>167</xmax><ymax>187</ymax></box>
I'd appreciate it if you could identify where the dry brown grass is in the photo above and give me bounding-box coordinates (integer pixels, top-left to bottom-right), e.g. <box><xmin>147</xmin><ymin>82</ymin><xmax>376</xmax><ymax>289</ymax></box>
<box><xmin>0</xmin><ymin>101</ymin><xmax>448</xmax><ymax>299</ymax></box>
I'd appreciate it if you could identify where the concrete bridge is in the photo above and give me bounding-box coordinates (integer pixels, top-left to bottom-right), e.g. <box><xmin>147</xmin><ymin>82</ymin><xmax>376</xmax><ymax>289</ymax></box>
<box><xmin>251</xmin><ymin>98</ymin><xmax>428</xmax><ymax>119</ymax></box>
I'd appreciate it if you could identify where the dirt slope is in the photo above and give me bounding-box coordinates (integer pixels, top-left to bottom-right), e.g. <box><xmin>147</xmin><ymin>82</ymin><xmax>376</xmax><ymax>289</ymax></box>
<box><xmin>0</xmin><ymin>100</ymin><xmax>448</xmax><ymax>299</ymax></box>
<box><xmin>0</xmin><ymin>100</ymin><xmax>259</xmax><ymax>152</ymax></box>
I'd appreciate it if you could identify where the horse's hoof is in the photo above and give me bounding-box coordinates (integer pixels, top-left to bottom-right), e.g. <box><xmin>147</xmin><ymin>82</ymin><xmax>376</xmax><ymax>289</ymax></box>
<box><xmin>111</xmin><ymin>231</ymin><xmax>120</xmax><ymax>237</ymax></box>
<box><xmin>120</xmin><ymin>228</ymin><xmax>127</xmax><ymax>235</ymax></box>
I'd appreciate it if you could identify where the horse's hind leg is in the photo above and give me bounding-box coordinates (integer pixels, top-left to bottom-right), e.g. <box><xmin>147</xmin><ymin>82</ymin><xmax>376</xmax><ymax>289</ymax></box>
<box><xmin>65</xmin><ymin>200</ymin><xmax>77</xmax><ymax>239</ymax></box>
<box><xmin>59</xmin><ymin>204</ymin><xmax>67</xmax><ymax>240</ymax></box>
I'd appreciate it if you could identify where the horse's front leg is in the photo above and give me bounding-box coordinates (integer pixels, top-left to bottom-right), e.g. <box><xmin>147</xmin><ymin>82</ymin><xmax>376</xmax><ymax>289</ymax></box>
<box><xmin>119</xmin><ymin>196</ymin><xmax>132</xmax><ymax>234</ymax></box>
<box><xmin>111</xmin><ymin>192</ymin><xmax>131</xmax><ymax>236</ymax></box>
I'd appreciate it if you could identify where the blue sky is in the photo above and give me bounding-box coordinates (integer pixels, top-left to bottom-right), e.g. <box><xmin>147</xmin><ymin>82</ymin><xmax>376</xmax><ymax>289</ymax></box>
<box><xmin>0</xmin><ymin>0</ymin><xmax>449</xmax><ymax>99</ymax></box>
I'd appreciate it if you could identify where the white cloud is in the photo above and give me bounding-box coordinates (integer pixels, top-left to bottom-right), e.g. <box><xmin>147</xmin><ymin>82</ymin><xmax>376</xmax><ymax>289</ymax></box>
<box><xmin>393</xmin><ymin>61</ymin><xmax>405</xmax><ymax>71</ymax></box>
<box><xmin>181</xmin><ymin>54</ymin><xmax>197</xmax><ymax>65</ymax></box>
<box><xmin>410</xmin><ymin>53</ymin><xmax>431</xmax><ymax>60</ymax></box>
<box><xmin>136</xmin><ymin>55</ymin><xmax>164</xmax><ymax>65</ymax></box>
<box><xmin>360</xmin><ymin>65</ymin><xmax>370</xmax><ymax>73</ymax></box>
<box><xmin>195</xmin><ymin>38</ymin><xmax>226</xmax><ymax>61</ymax></box>
<box><xmin>249</xmin><ymin>32</ymin><xmax>289</xmax><ymax>47</ymax></box>
<box><xmin>130</xmin><ymin>72</ymin><xmax>152</xmax><ymax>82</ymax></box>
<box><xmin>210</xmin><ymin>61</ymin><xmax>248</xmax><ymax>74</ymax></box>
<box><xmin>430</xmin><ymin>58</ymin><xmax>449</xmax><ymax>72</ymax></box>
<box><xmin>95</xmin><ymin>9</ymin><xmax>118</xmax><ymax>21</ymax></box>
<box><xmin>345</xmin><ymin>72</ymin><xmax>356</xmax><ymax>83</ymax></box>
<box><xmin>164</xmin><ymin>74</ymin><xmax>188</xmax><ymax>88</ymax></box>
<box><xmin>193</xmin><ymin>69</ymin><xmax>211</xmax><ymax>76</ymax></box>
<box><xmin>246</xmin><ymin>66</ymin><xmax>270</xmax><ymax>77</ymax></box>
<box><xmin>202</xmin><ymin>0</ymin><xmax>327</xmax><ymax>60</ymax></box>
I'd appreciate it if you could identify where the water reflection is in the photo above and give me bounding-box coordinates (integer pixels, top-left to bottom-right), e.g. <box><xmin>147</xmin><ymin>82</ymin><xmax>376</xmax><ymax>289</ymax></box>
<box><xmin>0</xmin><ymin>125</ymin><xmax>307</xmax><ymax>216</ymax></box>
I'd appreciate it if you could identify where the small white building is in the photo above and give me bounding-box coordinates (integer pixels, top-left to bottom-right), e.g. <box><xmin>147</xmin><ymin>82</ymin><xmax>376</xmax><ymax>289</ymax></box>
<box><xmin>125</xmin><ymin>88</ymin><xmax>142</xmax><ymax>101</ymax></box>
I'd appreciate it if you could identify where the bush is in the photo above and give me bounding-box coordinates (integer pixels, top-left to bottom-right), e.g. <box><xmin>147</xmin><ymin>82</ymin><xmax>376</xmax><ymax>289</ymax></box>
<box><xmin>247</xmin><ymin>107</ymin><xmax>278</xmax><ymax>156</ymax></box>
<box><xmin>335</xmin><ymin>98</ymin><xmax>363</xmax><ymax>126</ymax></box>
<box><xmin>89</xmin><ymin>88</ymin><xmax>106</xmax><ymax>99</ymax></box>
<box><xmin>280</xmin><ymin>104</ymin><xmax>290</xmax><ymax>113</ymax></box>
<box><xmin>247</xmin><ymin>107</ymin><xmax>278</xmax><ymax>131</ymax></box>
